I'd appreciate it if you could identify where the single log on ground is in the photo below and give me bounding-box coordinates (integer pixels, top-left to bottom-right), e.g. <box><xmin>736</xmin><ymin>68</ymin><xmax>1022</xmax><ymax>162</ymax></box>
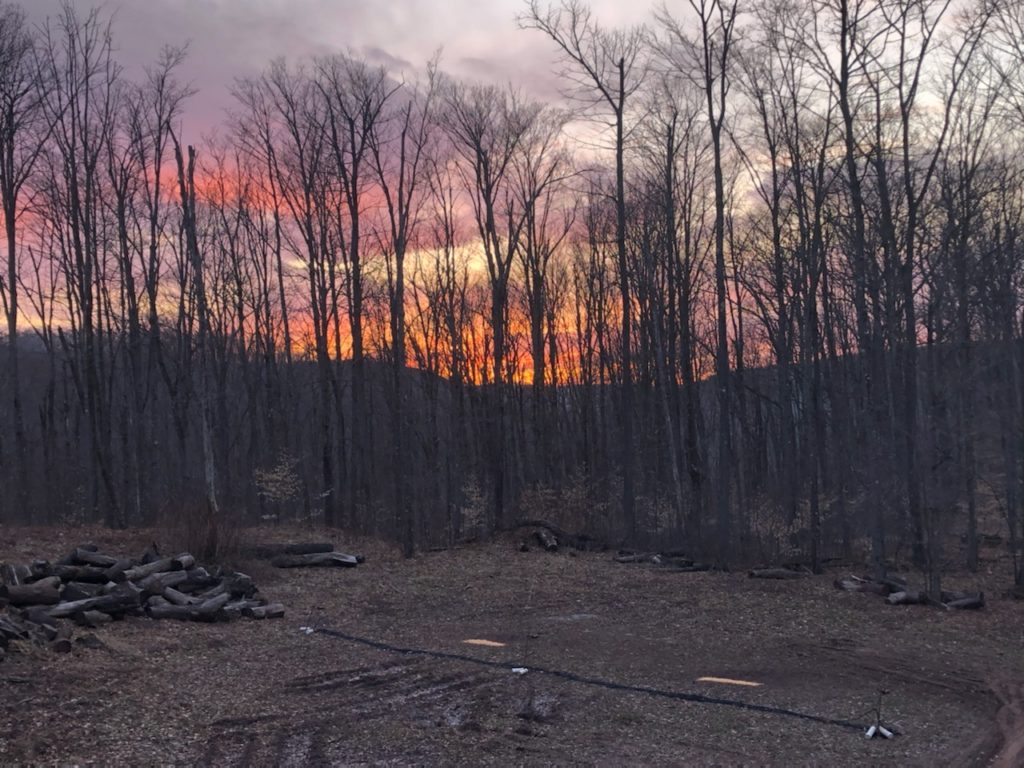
<box><xmin>224</xmin><ymin>599</ymin><xmax>264</xmax><ymax>616</ymax></box>
<box><xmin>136</xmin><ymin>570</ymin><xmax>189</xmax><ymax>595</ymax></box>
<box><xmin>886</xmin><ymin>590</ymin><xmax>926</xmax><ymax>606</ymax></box>
<box><xmin>834</xmin><ymin>577</ymin><xmax>890</xmax><ymax>596</ymax></box>
<box><xmin>245</xmin><ymin>542</ymin><xmax>334</xmax><ymax>558</ymax></box>
<box><xmin>615</xmin><ymin>553</ymin><xmax>660</xmax><ymax>564</ymax></box>
<box><xmin>0</xmin><ymin>576</ymin><xmax>62</xmax><ymax>606</ymax></box>
<box><xmin>242</xmin><ymin>602</ymin><xmax>284</xmax><ymax>619</ymax></box>
<box><xmin>749</xmin><ymin>568</ymin><xmax>805</xmax><ymax>580</ymax></box>
<box><xmin>946</xmin><ymin>593</ymin><xmax>985</xmax><ymax>610</ymax></box>
<box><xmin>534</xmin><ymin>529</ymin><xmax>559</xmax><ymax>552</ymax></box>
<box><xmin>270</xmin><ymin>552</ymin><xmax>359</xmax><ymax>568</ymax></box>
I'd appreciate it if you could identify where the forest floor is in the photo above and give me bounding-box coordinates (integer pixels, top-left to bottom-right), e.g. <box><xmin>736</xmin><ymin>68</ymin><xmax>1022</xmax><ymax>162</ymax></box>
<box><xmin>1</xmin><ymin>525</ymin><xmax>1023</xmax><ymax>767</ymax></box>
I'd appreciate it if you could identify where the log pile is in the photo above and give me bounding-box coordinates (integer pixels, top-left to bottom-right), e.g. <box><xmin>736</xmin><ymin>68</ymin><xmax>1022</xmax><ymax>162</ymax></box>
<box><xmin>0</xmin><ymin>543</ymin><xmax>283</xmax><ymax>661</ymax></box>
<box><xmin>834</xmin><ymin>574</ymin><xmax>984</xmax><ymax>610</ymax></box>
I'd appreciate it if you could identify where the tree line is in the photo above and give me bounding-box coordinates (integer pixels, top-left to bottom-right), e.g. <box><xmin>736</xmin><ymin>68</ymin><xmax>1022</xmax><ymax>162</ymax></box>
<box><xmin>2</xmin><ymin>0</ymin><xmax>1024</xmax><ymax>588</ymax></box>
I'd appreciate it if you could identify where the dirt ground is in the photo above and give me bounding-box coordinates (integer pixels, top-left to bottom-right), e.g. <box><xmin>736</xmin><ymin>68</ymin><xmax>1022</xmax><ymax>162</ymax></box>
<box><xmin>1</xmin><ymin>526</ymin><xmax>1022</xmax><ymax>767</ymax></box>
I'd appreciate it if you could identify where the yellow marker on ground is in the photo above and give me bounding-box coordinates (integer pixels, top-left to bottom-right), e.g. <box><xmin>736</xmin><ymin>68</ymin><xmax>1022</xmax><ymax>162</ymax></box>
<box><xmin>696</xmin><ymin>676</ymin><xmax>763</xmax><ymax>687</ymax></box>
<box><xmin>462</xmin><ymin>639</ymin><xmax>506</xmax><ymax>647</ymax></box>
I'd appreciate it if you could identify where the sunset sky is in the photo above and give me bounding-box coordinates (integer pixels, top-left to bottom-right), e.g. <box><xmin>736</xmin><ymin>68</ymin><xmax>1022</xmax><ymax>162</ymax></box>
<box><xmin>24</xmin><ymin>0</ymin><xmax>654</xmax><ymax>137</ymax></box>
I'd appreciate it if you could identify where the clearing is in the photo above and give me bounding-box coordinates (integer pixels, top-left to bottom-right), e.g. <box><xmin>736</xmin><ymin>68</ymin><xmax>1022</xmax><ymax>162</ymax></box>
<box><xmin>1</xmin><ymin>526</ymin><xmax>1022</xmax><ymax>766</ymax></box>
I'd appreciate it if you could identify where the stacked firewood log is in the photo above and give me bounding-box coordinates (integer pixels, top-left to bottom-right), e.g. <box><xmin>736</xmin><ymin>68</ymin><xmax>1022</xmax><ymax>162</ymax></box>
<box><xmin>0</xmin><ymin>544</ymin><xmax>283</xmax><ymax>660</ymax></box>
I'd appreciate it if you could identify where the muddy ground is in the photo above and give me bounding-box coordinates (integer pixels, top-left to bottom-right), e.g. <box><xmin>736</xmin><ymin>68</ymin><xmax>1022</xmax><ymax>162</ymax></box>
<box><xmin>0</xmin><ymin>525</ymin><xmax>1022</xmax><ymax>766</ymax></box>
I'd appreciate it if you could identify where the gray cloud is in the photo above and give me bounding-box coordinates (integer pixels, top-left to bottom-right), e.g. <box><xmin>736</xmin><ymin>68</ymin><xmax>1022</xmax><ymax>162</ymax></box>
<box><xmin>20</xmin><ymin>0</ymin><xmax>654</xmax><ymax>135</ymax></box>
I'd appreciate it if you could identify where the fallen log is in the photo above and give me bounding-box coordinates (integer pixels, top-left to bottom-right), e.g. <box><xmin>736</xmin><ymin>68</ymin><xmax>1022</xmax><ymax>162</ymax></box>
<box><xmin>224</xmin><ymin>599</ymin><xmax>264</xmax><ymax>616</ymax></box>
<box><xmin>137</xmin><ymin>570</ymin><xmax>189</xmax><ymax>596</ymax></box>
<box><xmin>749</xmin><ymin>568</ymin><xmax>805</xmax><ymax>580</ymax></box>
<box><xmin>61</xmin><ymin>581</ymin><xmax>104</xmax><ymax>602</ymax></box>
<box><xmin>121</xmin><ymin>557</ymin><xmax>182</xmax><ymax>581</ymax></box>
<box><xmin>245</xmin><ymin>542</ymin><xmax>334</xmax><ymax>558</ymax></box>
<box><xmin>104</xmin><ymin>558</ymin><xmax>134</xmax><ymax>583</ymax></box>
<box><xmin>1</xmin><ymin>564</ymin><xmax>32</xmax><ymax>586</ymax></box>
<box><xmin>0</xmin><ymin>576</ymin><xmax>62</xmax><ymax>606</ymax></box>
<box><xmin>162</xmin><ymin>587</ymin><xmax>199</xmax><ymax>606</ymax></box>
<box><xmin>197</xmin><ymin>593</ymin><xmax>230</xmax><ymax>619</ymax></box>
<box><xmin>615</xmin><ymin>553</ymin><xmax>661</xmax><ymax>564</ymax></box>
<box><xmin>72</xmin><ymin>548</ymin><xmax>118</xmax><ymax>568</ymax></box>
<box><xmin>148</xmin><ymin>592</ymin><xmax>230</xmax><ymax>622</ymax></box>
<box><xmin>140</xmin><ymin>542</ymin><xmax>161</xmax><ymax>565</ymax></box>
<box><xmin>49</xmin><ymin>565</ymin><xmax>110</xmax><ymax>584</ymax></box>
<box><xmin>242</xmin><ymin>602</ymin><xmax>284</xmax><ymax>619</ymax></box>
<box><xmin>57</xmin><ymin>544</ymin><xmax>98</xmax><ymax>565</ymax></box>
<box><xmin>178</xmin><ymin>567</ymin><xmax>219</xmax><ymax>593</ymax></box>
<box><xmin>945</xmin><ymin>593</ymin><xmax>984</xmax><ymax>610</ymax></box>
<box><xmin>886</xmin><ymin>590</ymin><xmax>925</xmax><ymax>606</ymax></box>
<box><xmin>514</xmin><ymin>519</ymin><xmax>605</xmax><ymax>551</ymax></box>
<box><xmin>73</xmin><ymin>610</ymin><xmax>113</xmax><ymax>628</ymax></box>
<box><xmin>197</xmin><ymin>573</ymin><xmax>256</xmax><ymax>599</ymax></box>
<box><xmin>534</xmin><ymin>529</ymin><xmax>559</xmax><ymax>552</ymax></box>
<box><xmin>148</xmin><ymin>603</ymin><xmax>200</xmax><ymax>621</ymax></box>
<box><xmin>48</xmin><ymin>583</ymin><xmax>142</xmax><ymax>618</ymax></box>
<box><xmin>833</xmin><ymin>577</ymin><xmax>890</xmax><ymax>596</ymax></box>
<box><xmin>270</xmin><ymin>552</ymin><xmax>359</xmax><ymax>568</ymax></box>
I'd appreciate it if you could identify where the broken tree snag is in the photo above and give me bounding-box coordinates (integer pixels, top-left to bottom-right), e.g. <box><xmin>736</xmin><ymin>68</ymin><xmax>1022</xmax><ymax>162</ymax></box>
<box><xmin>886</xmin><ymin>590</ymin><xmax>926</xmax><ymax>606</ymax></box>
<box><xmin>945</xmin><ymin>593</ymin><xmax>985</xmax><ymax>610</ymax></box>
<box><xmin>270</xmin><ymin>552</ymin><xmax>359</xmax><ymax>568</ymax></box>
<box><xmin>242</xmin><ymin>603</ymin><xmax>284</xmax><ymax>619</ymax></box>
<box><xmin>749</xmin><ymin>568</ymin><xmax>805</xmax><ymax>580</ymax></box>
<box><xmin>534</xmin><ymin>528</ymin><xmax>559</xmax><ymax>552</ymax></box>
<box><xmin>0</xmin><ymin>576</ymin><xmax>62</xmax><ymax>606</ymax></box>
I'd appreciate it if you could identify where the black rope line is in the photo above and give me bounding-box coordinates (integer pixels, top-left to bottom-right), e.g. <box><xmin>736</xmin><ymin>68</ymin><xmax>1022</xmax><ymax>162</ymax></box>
<box><xmin>315</xmin><ymin>627</ymin><xmax>865</xmax><ymax>732</ymax></box>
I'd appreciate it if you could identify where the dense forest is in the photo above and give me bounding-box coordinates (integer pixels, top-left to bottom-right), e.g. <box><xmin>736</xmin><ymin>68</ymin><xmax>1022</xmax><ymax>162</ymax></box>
<box><xmin>1</xmin><ymin>0</ymin><xmax>1023</xmax><ymax>591</ymax></box>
